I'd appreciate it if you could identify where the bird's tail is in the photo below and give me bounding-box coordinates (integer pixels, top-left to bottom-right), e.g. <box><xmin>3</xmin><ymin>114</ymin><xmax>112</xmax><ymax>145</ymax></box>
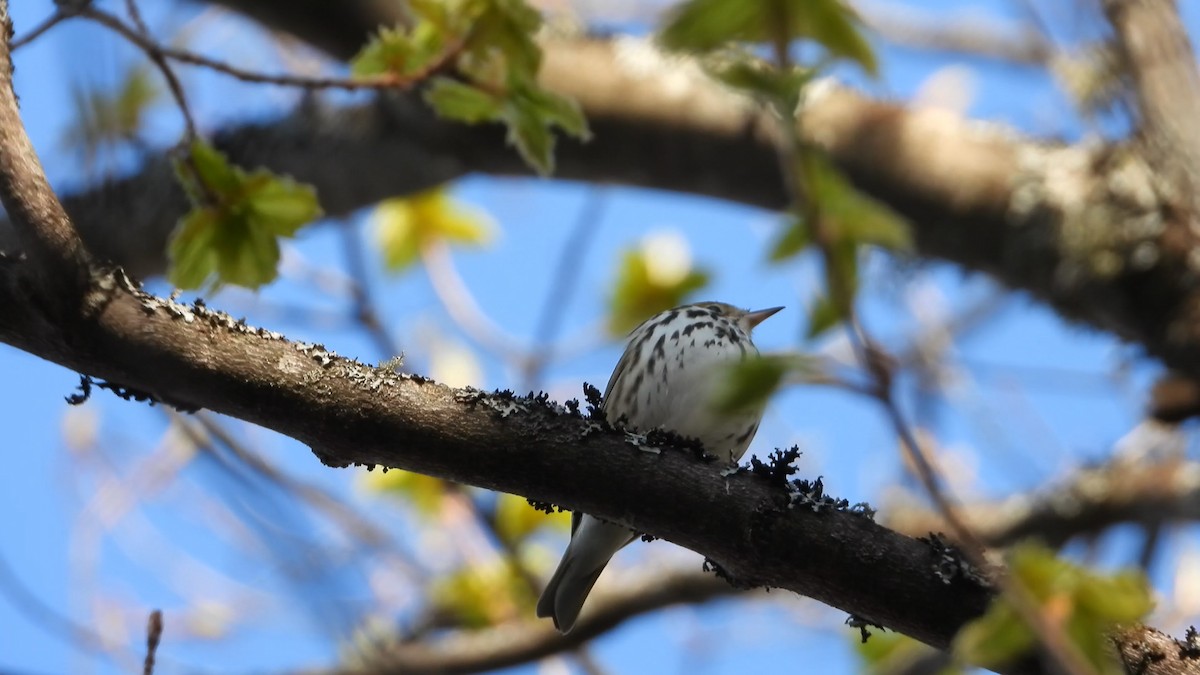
<box><xmin>536</xmin><ymin>551</ymin><xmax>607</xmax><ymax>633</ymax></box>
<box><xmin>536</xmin><ymin>516</ymin><xmax>633</xmax><ymax>633</ymax></box>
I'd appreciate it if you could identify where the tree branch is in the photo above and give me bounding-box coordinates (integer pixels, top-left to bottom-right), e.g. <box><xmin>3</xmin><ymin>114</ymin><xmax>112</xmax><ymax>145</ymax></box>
<box><xmin>1103</xmin><ymin>0</ymin><xmax>1200</xmax><ymax>208</ymax></box>
<box><xmin>886</xmin><ymin>456</ymin><xmax>1200</xmax><ymax>549</ymax></box>
<box><xmin>0</xmin><ymin>1</ymin><xmax>91</xmax><ymax>313</ymax></box>
<box><xmin>343</xmin><ymin>570</ymin><xmax>744</xmax><ymax>675</ymax></box>
<box><xmin>0</xmin><ymin>254</ymin><xmax>996</xmax><ymax>653</ymax></box>
<box><xmin>9</xmin><ymin>29</ymin><xmax>1200</xmax><ymax>385</ymax></box>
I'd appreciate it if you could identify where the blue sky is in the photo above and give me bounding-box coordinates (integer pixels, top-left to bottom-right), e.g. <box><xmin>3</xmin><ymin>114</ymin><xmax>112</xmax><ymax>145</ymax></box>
<box><xmin>2</xmin><ymin>1</ymin><xmax>1196</xmax><ymax>674</ymax></box>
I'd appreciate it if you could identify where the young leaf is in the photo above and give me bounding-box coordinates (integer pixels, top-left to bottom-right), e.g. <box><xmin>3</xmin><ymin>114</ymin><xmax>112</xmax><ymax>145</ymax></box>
<box><xmin>432</xmin><ymin>561</ymin><xmax>529</xmax><ymax>628</ymax></box>
<box><xmin>351</xmin><ymin>24</ymin><xmax>447</xmax><ymax>78</ymax></box>
<box><xmin>359</xmin><ymin>469</ymin><xmax>448</xmax><ymax>516</ymax></box>
<box><xmin>805</xmin><ymin>293</ymin><xmax>842</xmax><ymax>339</ymax></box>
<box><xmin>807</xmin><ymin>154</ymin><xmax>911</xmax><ymax>252</ymax></box>
<box><xmin>241</xmin><ymin>172</ymin><xmax>322</xmax><ymax>237</ymax></box>
<box><xmin>65</xmin><ymin>66</ymin><xmax>158</xmax><ymax>153</ymax></box>
<box><xmin>495</xmin><ymin>492</ymin><xmax>565</xmax><ymax>543</ymax></box>
<box><xmin>660</xmin><ymin>0</ymin><xmax>876</xmax><ymax>76</ymax></box>
<box><xmin>167</xmin><ymin>209</ymin><xmax>220</xmax><ymax>291</ymax></box>
<box><xmin>373</xmin><ymin>187</ymin><xmax>495</xmax><ymax>272</ymax></box>
<box><xmin>424</xmin><ymin>78</ymin><xmax>504</xmax><ymax>123</ymax></box>
<box><xmin>167</xmin><ymin>140</ymin><xmax>323</xmax><ymax>290</ymax></box>
<box><xmin>769</xmin><ymin>216</ymin><xmax>811</xmax><ymax>262</ymax></box>
<box><xmin>608</xmin><ymin>235</ymin><xmax>710</xmax><ymax>335</ymax></box>
<box><xmin>953</xmin><ymin>544</ymin><xmax>1153</xmax><ymax>673</ymax></box>
<box><xmin>714</xmin><ymin>353</ymin><xmax>824</xmax><ymax>414</ymax></box>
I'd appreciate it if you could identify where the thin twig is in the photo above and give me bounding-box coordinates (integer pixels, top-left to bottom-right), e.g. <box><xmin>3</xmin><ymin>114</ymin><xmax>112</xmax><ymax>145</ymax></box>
<box><xmin>143</xmin><ymin>609</ymin><xmax>162</xmax><ymax>675</ymax></box>
<box><xmin>765</xmin><ymin>13</ymin><xmax>1099</xmax><ymax>674</ymax></box>
<box><xmin>11</xmin><ymin>8</ymin><xmax>71</xmax><ymax>50</ymax></box>
<box><xmin>0</xmin><ymin>552</ymin><xmax>110</xmax><ymax>655</ymax></box>
<box><xmin>123</xmin><ymin>0</ymin><xmax>150</xmax><ymax>36</ymax></box>
<box><xmin>340</xmin><ymin>223</ymin><xmax>403</xmax><ymax>362</ymax></box>
<box><xmin>421</xmin><ymin>240</ymin><xmax>529</xmax><ymax>363</ymax></box>
<box><xmin>79</xmin><ymin>7</ymin><xmax>197</xmax><ymax>139</ymax></box>
<box><xmin>86</xmin><ymin>6</ymin><xmax>463</xmax><ymax>92</ymax></box>
<box><xmin>521</xmin><ymin>186</ymin><xmax>608</xmax><ymax>389</ymax></box>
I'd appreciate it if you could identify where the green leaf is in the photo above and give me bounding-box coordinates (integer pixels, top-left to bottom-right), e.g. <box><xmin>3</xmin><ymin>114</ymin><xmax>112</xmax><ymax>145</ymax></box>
<box><xmin>806</xmin><ymin>154</ymin><xmax>911</xmax><ymax>252</ymax></box>
<box><xmin>467</xmin><ymin>0</ymin><xmax>544</xmax><ymax>75</ymax></box>
<box><xmin>65</xmin><ymin>66</ymin><xmax>159</xmax><ymax>152</ymax></box>
<box><xmin>659</xmin><ymin>0</ymin><xmax>766</xmax><ymax>52</ymax></box>
<box><xmin>167</xmin><ymin>209</ymin><xmax>220</xmax><ymax>290</ymax></box>
<box><xmin>952</xmin><ymin>544</ymin><xmax>1154</xmax><ymax>673</ymax></box>
<box><xmin>953</xmin><ymin>602</ymin><xmax>1036</xmax><ymax>670</ymax></box>
<box><xmin>186</xmin><ymin>138</ymin><xmax>240</xmax><ymax>197</ymax></box>
<box><xmin>374</xmin><ymin>187</ymin><xmax>495</xmax><ymax>272</ymax></box>
<box><xmin>494</xmin><ymin>492</ymin><xmax>563</xmax><ymax>543</ymax></box>
<box><xmin>714</xmin><ymin>353</ymin><xmax>824</xmax><ymax>414</ymax></box>
<box><xmin>432</xmin><ymin>561</ymin><xmax>530</xmax><ymax>628</ymax></box>
<box><xmin>659</xmin><ymin>0</ymin><xmax>876</xmax><ymax>76</ymax></box>
<box><xmin>241</xmin><ymin>172</ymin><xmax>322</xmax><ymax>237</ymax></box>
<box><xmin>517</xmin><ymin>78</ymin><xmax>591</xmax><ymax>139</ymax></box>
<box><xmin>424</xmin><ymin>78</ymin><xmax>504</xmax><ymax>123</ymax></box>
<box><xmin>167</xmin><ymin>140</ymin><xmax>323</xmax><ymax>290</ymax></box>
<box><xmin>769</xmin><ymin>216</ymin><xmax>811</xmax><ymax>262</ymax></box>
<box><xmin>505</xmin><ymin>99</ymin><xmax>556</xmax><ymax>175</ymax></box>
<box><xmin>497</xmin><ymin>79</ymin><xmax>592</xmax><ymax>175</ymax></box>
<box><xmin>806</xmin><ymin>293</ymin><xmax>841</xmax><ymax>339</ymax></box>
<box><xmin>856</xmin><ymin>631</ymin><xmax>963</xmax><ymax>675</ymax></box>
<box><xmin>351</xmin><ymin>23</ymin><xmax>448</xmax><ymax>78</ymax></box>
<box><xmin>706</xmin><ymin>53</ymin><xmax>813</xmax><ymax>111</ymax></box>
<box><xmin>360</xmin><ymin>469</ymin><xmax>448</xmax><ymax>516</ymax></box>
<box><xmin>608</xmin><ymin>241</ymin><xmax>711</xmax><ymax>335</ymax></box>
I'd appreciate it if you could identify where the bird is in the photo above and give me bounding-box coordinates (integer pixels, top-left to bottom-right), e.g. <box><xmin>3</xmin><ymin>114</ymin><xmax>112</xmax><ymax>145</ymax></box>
<box><xmin>536</xmin><ymin>301</ymin><xmax>783</xmax><ymax>633</ymax></box>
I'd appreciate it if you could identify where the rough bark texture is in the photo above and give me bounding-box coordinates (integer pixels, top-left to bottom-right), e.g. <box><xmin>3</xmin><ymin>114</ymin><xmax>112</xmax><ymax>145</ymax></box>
<box><xmin>3</xmin><ymin>1</ymin><xmax>1200</xmax><ymax>673</ymax></box>
<box><xmin>0</xmin><ymin>257</ymin><xmax>994</xmax><ymax>653</ymax></box>
<box><xmin>7</xmin><ymin>25</ymin><xmax>1200</xmax><ymax>381</ymax></box>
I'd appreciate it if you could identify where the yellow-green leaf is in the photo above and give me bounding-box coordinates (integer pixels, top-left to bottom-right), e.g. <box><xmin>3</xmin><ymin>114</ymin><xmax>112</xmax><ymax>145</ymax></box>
<box><xmin>167</xmin><ymin>209</ymin><xmax>220</xmax><ymax>290</ymax></box>
<box><xmin>608</xmin><ymin>234</ymin><xmax>710</xmax><ymax>335</ymax></box>
<box><xmin>769</xmin><ymin>216</ymin><xmax>812</xmax><ymax>262</ymax></box>
<box><xmin>714</xmin><ymin>353</ymin><xmax>818</xmax><ymax>414</ymax></box>
<box><xmin>806</xmin><ymin>294</ymin><xmax>841</xmax><ymax>339</ymax></box>
<box><xmin>242</xmin><ymin>172</ymin><xmax>322</xmax><ymax>237</ymax></box>
<box><xmin>806</xmin><ymin>154</ymin><xmax>910</xmax><ymax>252</ymax></box>
<box><xmin>432</xmin><ymin>561</ymin><xmax>529</xmax><ymax>627</ymax></box>
<box><xmin>856</xmin><ymin>630</ymin><xmax>963</xmax><ymax>675</ymax></box>
<box><xmin>424</xmin><ymin>78</ymin><xmax>504</xmax><ymax>123</ymax></box>
<box><xmin>359</xmin><ymin>469</ymin><xmax>447</xmax><ymax>516</ymax></box>
<box><xmin>351</xmin><ymin>23</ymin><xmax>447</xmax><ymax>78</ymax></box>
<box><xmin>706</xmin><ymin>53</ymin><xmax>813</xmax><ymax>112</ymax></box>
<box><xmin>65</xmin><ymin>66</ymin><xmax>158</xmax><ymax>151</ymax></box>
<box><xmin>373</xmin><ymin>187</ymin><xmax>495</xmax><ymax>272</ymax></box>
<box><xmin>187</xmin><ymin>139</ymin><xmax>240</xmax><ymax>197</ymax></box>
<box><xmin>167</xmin><ymin>140</ymin><xmax>322</xmax><ymax>290</ymax></box>
<box><xmin>952</xmin><ymin>544</ymin><xmax>1153</xmax><ymax>673</ymax></box>
<box><xmin>659</xmin><ymin>0</ymin><xmax>876</xmax><ymax>76</ymax></box>
<box><xmin>494</xmin><ymin>492</ymin><xmax>565</xmax><ymax>543</ymax></box>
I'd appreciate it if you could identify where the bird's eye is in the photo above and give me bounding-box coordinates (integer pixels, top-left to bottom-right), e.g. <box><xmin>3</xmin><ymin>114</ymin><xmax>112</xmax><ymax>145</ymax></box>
<box><xmin>707</xmin><ymin>304</ymin><xmax>721</xmax><ymax>313</ymax></box>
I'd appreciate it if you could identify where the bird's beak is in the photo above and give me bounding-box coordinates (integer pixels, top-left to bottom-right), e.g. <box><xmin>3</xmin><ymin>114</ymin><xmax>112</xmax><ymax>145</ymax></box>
<box><xmin>745</xmin><ymin>306</ymin><xmax>784</xmax><ymax>329</ymax></box>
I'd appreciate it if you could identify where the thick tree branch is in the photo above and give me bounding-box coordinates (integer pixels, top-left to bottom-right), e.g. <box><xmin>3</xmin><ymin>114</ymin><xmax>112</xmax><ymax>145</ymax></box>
<box><xmin>0</xmin><ymin>25</ymin><xmax>1195</xmax><ymax>666</ymax></box>
<box><xmin>0</xmin><ymin>255</ymin><xmax>995</xmax><ymax>654</ymax></box>
<box><xmin>10</xmin><ymin>29</ymin><xmax>1200</xmax><ymax>384</ymax></box>
<box><xmin>887</xmin><ymin>457</ymin><xmax>1200</xmax><ymax>549</ymax></box>
<box><xmin>0</xmin><ymin>2</ymin><xmax>90</xmax><ymax>313</ymax></box>
<box><xmin>1103</xmin><ymin>0</ymin><xmax>1200</xmax><ymax>208</ymax></box>
<box><xmin>344</xmin><ymin>570</ymin><xmax>743</xmax><ymax>675</ymax></box>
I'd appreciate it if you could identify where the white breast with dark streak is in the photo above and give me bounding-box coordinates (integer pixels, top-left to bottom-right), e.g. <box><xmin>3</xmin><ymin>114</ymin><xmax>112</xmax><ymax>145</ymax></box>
<box><xmin>606</xmin><ymin>312</ymin><xmax>762</xmax><ymax>464</ymax></box>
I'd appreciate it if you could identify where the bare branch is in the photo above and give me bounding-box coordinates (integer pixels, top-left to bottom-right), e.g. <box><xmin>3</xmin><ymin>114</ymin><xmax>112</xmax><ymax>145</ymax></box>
<box><xmin>1103</xmin><ymin>0</ymin><xmax>1200</xmax><ymax>206</ymax></box>
<box><xmin>343</xmin><ymin>570</ymin><xmax>743</xmax><ymax>675</ymax></box>
<box><xmin>887</xmin><ymin>456</ymin><xmax>1200</xmax><ymax>549</ymax></box>
<box><xmin>0</xmin><ymin>2</ymin><xmax>91</xmax><ymax>311</ymax></box>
